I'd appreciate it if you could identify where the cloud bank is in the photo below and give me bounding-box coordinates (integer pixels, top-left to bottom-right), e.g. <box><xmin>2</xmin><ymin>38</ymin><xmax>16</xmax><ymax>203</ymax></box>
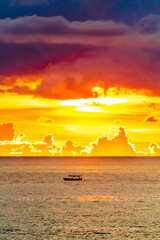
<box><xmin>0</xmin><ymin>15</ymin><xmax>129</xmax><ymax>40</ymax></box>
<box><xmin>0</xmin><ymin>123</ymin><xmax>158</xmax><ymax>156</ymax></box>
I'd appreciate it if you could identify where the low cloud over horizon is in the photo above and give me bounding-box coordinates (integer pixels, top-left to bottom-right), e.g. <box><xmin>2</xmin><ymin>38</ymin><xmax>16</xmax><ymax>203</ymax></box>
<box><xmin>0</xmin><ymin>123</ymin><xmax>159</xmax><ymax>156</ymax></box>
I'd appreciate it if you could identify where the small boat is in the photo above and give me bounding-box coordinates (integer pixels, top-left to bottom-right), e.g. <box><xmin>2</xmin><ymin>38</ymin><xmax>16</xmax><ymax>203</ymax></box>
<box><xmin>63</xmin><ymin>175</ymin><xmax>82</xmax><ymax>181</ymax></box>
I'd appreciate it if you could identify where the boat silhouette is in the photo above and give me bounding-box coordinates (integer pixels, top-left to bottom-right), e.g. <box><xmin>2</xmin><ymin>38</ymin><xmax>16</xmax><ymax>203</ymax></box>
<box><xmin>63</xmin><ymin>175</ymin><xmax>82</xmax><ymax>181</ymax></box>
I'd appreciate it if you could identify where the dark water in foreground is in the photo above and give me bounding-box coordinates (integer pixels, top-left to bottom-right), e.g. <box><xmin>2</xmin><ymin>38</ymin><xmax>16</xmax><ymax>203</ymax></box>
<box><xmin>0</xmin><ymin>157</ymin><xmax>160</xmax><ymax>239</ymax></box>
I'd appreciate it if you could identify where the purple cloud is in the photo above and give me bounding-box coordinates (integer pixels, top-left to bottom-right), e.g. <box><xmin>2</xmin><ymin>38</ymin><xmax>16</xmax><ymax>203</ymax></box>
<box><xmin>0</xmin><ymin>15</ymin><xmax>129</xmax><ymax>42</ymax></box>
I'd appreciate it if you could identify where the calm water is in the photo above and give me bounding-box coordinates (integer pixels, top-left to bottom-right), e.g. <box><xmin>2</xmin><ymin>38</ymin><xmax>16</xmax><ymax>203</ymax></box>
<box><xmin>0</xmin><ymin>157</ymin><xmax>160</xmax><ymax>239</ymax></box>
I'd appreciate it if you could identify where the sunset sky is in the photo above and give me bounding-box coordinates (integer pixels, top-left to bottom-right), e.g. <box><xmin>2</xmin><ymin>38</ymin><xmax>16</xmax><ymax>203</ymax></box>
<box><xmin>0</xmin><ymin>0</ymin><xmax>160</xmax><ymax>156</ymax></box>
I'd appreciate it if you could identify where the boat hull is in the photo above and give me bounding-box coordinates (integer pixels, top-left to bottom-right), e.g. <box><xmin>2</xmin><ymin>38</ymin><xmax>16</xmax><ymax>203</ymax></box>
<box><xmin>63</xmin><ymin>178</ymin><xmax>82</xmax><ymax>181</ymax></box>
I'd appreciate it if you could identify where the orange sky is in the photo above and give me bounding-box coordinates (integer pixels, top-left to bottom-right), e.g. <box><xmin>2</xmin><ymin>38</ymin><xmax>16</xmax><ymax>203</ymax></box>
<box><xmin>0</xmin><ymin>86</ymin><xmax>160</xmax><ymax>156</ymax></box>
<box><xmin>0</xmin><ymin>15</ymin><xmax>160</xmax><ymax>156</ymax></box>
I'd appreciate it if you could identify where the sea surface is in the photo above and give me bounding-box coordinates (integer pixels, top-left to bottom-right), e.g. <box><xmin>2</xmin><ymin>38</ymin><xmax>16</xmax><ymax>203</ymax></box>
<box><xmin>0</xmin><ymin>157</ymin><xmax>160</xmax><ymax>239</ymax></box>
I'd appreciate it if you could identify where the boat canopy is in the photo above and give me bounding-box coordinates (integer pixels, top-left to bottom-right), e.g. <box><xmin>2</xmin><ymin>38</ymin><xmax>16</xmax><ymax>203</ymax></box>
<box><xmin>68</xmin><ymin>175</ymin><xmax>82</xmax><ymax>177</ymax></box>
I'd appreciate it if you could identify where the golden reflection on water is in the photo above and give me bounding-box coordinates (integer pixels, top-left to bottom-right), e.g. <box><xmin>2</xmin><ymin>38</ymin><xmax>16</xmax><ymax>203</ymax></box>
<box><xmin>77</xmin><ymin>195</ymin><xmax>128</xmax><ymax>202</ymax></box>
<box><xmin>18</xmin><ymin>194</ymin><xmax>128</xmax><ymax>202</ymax></box>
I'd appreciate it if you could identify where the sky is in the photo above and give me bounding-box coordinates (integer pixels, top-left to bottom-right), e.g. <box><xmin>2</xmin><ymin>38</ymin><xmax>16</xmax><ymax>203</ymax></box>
<box><xmin>0</xmin><ymin>0</ymin><xmax>160</xmax><ymax>156</ymax></box>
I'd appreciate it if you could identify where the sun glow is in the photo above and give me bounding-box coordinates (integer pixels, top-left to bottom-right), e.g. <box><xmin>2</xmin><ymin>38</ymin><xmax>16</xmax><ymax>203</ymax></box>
<box><xmin>60</xmin><ymin>87</ymin><xmax>128</xmax><ymax>111</ymax></box>
<box><xmin>60</xmin><ymin>96</ymin><xmax>127</xmax><ymax>112</ymax></box>
<box><xmin>60</xmin><ymin>97</ymin><xmax>127</xmax><ymax>106</ymax></box>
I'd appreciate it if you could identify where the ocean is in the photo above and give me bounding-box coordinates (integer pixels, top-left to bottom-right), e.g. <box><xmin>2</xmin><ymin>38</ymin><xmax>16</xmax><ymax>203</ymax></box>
<box><xmin>0</xmin><ymin>157</ymin><xmax>160</xmax><ymax>239</ymax></box>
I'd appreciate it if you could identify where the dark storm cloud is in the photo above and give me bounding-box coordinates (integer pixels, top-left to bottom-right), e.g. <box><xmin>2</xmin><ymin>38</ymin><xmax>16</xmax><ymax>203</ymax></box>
<box><xmin>1</xmin><ymin>41</ymin><xmax>160</xmax><ymax>99</ymax></box>
<box><xmin>30</xmin><ymin>46</ymin><xmax>160</xmax><ymax>99</ymax></box>
<box><xmin>0</xmin><ymin>14</ymin><xmax>160</xmax><ymax>99</ymax></box>
<box><xmin>0</xmin><ymin>41</ymin><xmax>96</xmax><ymax>75</ymax></box>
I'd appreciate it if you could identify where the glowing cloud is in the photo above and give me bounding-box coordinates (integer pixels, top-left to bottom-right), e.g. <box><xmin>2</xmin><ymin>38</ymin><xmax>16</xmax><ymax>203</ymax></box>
<box><xmin>0</xmin><ymin>123</ymin><xmax>14</xmax><ymax>141</ymax></box>
<box><xmin>61</xmin><ymin>141</ymin><xmax>85</xmax><ymax>156</ymax></box>
<box><xmin>144</xmin><ymin>114</ymin><xmax>160</xmax><ymax>122</ymax></box>
<box><xmin>90</xmin><ymin>127</ymin><xmax>136</xmax><ymax>156</ymax></box>
<box><xmin>149</xmin><ymin>143</ymin><xmax>160</xmax><ymax>156</ymax></box>
<box><xmin>43</xmin><ymin>134</ymin><xmax>55</xmax><ymax>145</ymax></box>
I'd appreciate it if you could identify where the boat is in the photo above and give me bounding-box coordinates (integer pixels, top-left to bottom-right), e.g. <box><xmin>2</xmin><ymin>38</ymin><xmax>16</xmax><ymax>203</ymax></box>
<box><xmin>63</xmin><ymin>175</ymin><xmax>82</xmax><ymax>181</ymax></box>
